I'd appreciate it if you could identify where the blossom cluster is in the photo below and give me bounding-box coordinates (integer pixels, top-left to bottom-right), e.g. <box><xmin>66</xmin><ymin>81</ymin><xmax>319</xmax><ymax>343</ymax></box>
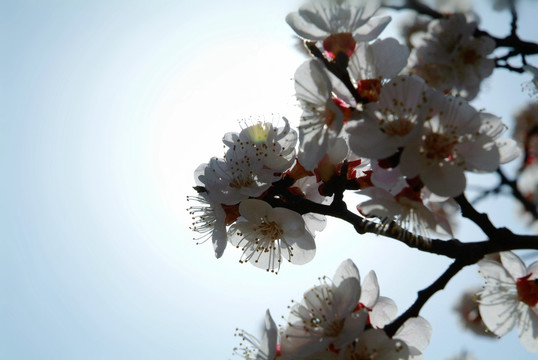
<box><xmin>234</xmin><ymin>260</ymin><xmax>432</xmax><ymax>360</ymax></box>
<box><xmin>185</xmin><ymin>0</ymin><xmax>538</xmax><ymax>357</ymax></box>
<box><xmin>189</xmin><ymin>0</ymin><xmax>518</xmax><ymax>273</ymax></box>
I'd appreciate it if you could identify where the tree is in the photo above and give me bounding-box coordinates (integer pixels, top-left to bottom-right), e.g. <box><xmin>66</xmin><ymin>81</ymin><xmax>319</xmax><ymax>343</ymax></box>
<box><xmin>188</xmin><ymin>0</ymin><xmax>538</xmax><ymax>358</ymax></box>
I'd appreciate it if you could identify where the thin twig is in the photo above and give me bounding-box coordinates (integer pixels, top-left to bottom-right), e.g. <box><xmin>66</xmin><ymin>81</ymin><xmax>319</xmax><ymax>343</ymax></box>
<box><xmin>497</xmin><ymin>168</ymin><xmax>538</xmax><ymax>220</ymax></box>
<box><xmin>454</xmin><ymin>194</ymin><xmax>501</xmax><ymax>239</ymax></box>
<box><xmin>384</xmin><ymin>259</ymin><xmax>467</xmax><ymax>337</ymax></box>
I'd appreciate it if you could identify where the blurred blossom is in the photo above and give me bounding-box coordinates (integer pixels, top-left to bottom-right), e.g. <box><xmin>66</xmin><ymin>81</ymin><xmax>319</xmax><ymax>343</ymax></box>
<box><xmin>453</xmin><ymin>287</ymin><xmax>497</xmax><ymax>338</ymax></box>
<box><xmin>407</xmin><ymin>14</ymin><xmax>495</xmax><ymax>100</ymax></box>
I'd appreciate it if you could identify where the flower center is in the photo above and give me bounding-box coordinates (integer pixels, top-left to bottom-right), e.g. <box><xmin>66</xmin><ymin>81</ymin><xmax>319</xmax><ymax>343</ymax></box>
<box><xmin>461</xmin><ymin>48</ymin><xmax>480</xmax><ymax>65</ymax></box>
<box><xmin>323</xmin><ymin>32</ymin><xmax>356</xmax><ymax>59</ymax></box>
<box><xmin>229</xmin><ymin>174</ymin><xmax>254</xmax><ymax>189</ymax></box>
<box><xmin>357</xmin><ymin>79</ymin><xmax>381</xmax><ymax>102</ymax></box>
<box><xmin>516</xmin><ymin>273</ymin><xmax>538</xmax><ymax>307</ymax></box>
<box><xmin>324</xmin><ymin>318</ymin><xmax>345</xmax><ymax>337</ymax></box>
<box><xmin>323</xmin><ymin>107</ymin><xmax>337</xmax><ymax>128</ymax></box>
<box><xmin>381</xmin><ymin>117</ymin><xmax>414</xmax><ymax>137</ymax></box>
<box><xmin>256</xmin><ymin>220</ymin><xmax>283</xmax><ymax>240</ymax></box>
<box><xmin>422</xmin><ymin>132</ymin><xmax>457</xmax><ymax>161</ymax></box>
<box><xmin>246</xmin><ymin>122</ymin><xmax>270</xmax><ymax>144</ymax></box>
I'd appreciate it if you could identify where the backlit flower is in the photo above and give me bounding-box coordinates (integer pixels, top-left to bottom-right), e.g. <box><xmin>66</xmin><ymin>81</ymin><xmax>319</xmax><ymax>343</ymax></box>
<box><xmin>197</xmin><ymin>118</ymin><xmax>297</xmax><ymax>205</ymax></box>
<box><xmin>228</xmin><ymin>199</ymin><xmax>316</xmax><ymax>274</ymax></box>
<box><xmin>295</xmin><ymin>59</ymin><xmax>346</xmax><ymax>170</ymax></box>
<box><xmin>407</xmin><ymin>14</ymin><xmax>495</xmax><ymax>100</ymax></box>
<box><xmin>280</xmin><ymin>259</ymin><xmax>367</xmax><ymax>357</ymax></box>
<box><xmin>399</xmin><ymin>93</ymin><xmax>519</xmax><ymax>197</ymax></box>
<box><xmin>346</xmin><ymin>75</ymin><xmax>432</xmax><ymax>160</ymax></box>
<box><xmin>187</xmin><ymin>192</ymin><xmax>228</xmax><ymax>258</ymax></box>
<box><xmin>286</xmin><ymin>0</ymin><xmax>390</xmax><ymax>59</ymax></box>
<box><xmin>478</xmin><ymin>251</ymin><xmax>538</xmax><ymax>352</ymax></box>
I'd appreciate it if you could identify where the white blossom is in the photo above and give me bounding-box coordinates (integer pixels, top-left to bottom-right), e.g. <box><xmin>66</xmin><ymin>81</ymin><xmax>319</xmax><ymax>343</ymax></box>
<box><xmin>478</xmin><ymin>251</ymin><xmax>538</xmax><ymax>352</ymax></box>
<box><xmin>295</xmin><ymin>59</ymin><xmax>346</xmax><ymax>170</ymax></box>
<box><xmin>280</xmin><ymin>259</ymin><xmax>368</xmax><ymax>357</ymax></box>
<box><xmin>187</xmin><ymin>192</ymin><xmax>228</xmax><ymax>258</ymax></box>
<box><xmin>223</xmin><ymin>117</ymin><xmax>297</xmax><ymax>174</ymax></box>
<box><xmin>286</xmin><ymin>0</ymin><xmax>390</xmax><ymax>58</ymax></box>
<box><xmin>228</xmin><ymin>199</ymin><xmax>316</xmax><ymax>274</ymax></box>
<box><xmin>346</xmin><ymin>75</ymin><xmax>433</xmax><ymax>160</ymax></box>
<box><xmin>399</xmin><ymin>92</ymin><xmax>519</xmax><ymax>197</ymax></box>
<box><xmin>197</xmin><ymin>118</ymin><xmax>297</xmax><ymax>205</ymax></box>
<box><xmin>407</xmin><ymin>14</ymin><xmax>495</xmax><ymax>100</ymax></box>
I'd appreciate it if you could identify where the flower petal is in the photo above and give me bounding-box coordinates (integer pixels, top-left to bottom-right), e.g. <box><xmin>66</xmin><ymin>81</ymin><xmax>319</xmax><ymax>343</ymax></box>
<box><xmin>370</xmin><ymin>296</ymin><xmax>398</xmax><ymax>329</ymax></box>
<box><xmin>518</xmin><ymin>305</ymin><xmax>538</xmax><ymax>353</ymax></box>
<box><xmin>360</xmin><ymin>270</ymin><xmax>380</xmax><ymax>308</ymax></box>
<box><xmin>500</xmin><ymin>251</ymin><xmax>527</xmax><ymax>279</ymax></box>
<box><xmin>333</xmin><ymin>259</ymin><xmax>361</xmax><ymax>287</ymax></box>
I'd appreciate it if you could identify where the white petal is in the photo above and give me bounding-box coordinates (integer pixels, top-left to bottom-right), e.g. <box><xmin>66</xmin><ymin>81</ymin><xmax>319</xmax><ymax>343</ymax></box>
<box><xmin>212</xmin><ymin>203</ymin><xmax>228</xmax><ymax>259</ymax></box>
<box><xmin>333</xmin><ymin>259</ymin><xmax>361</xmax><ymax>287</ymax></box>
<box><xmin>286</xmin><ymin>11</ymin><xmax>329</xmax><ymax>41</ymax></box>
<box><xmin>420</xmin><ymin>162</ymin><xmax>466</xmax><ymax>198</ymax></box>
<box><xmin>355</xmin><ymin>329</ymin><xmax>410</xmax><ymax>360</ymax></box>
<box><xmin>270</xmin><ymin>207</ymin><xmax>305</xmax><ymax>238</ymax></box>
<box><xmin>496</xmin><ymin>138</ymin><xmax>521</xmax><ymax>164</ymax></box>
<box><xmin>500</xmin><ymin>251</ymin><xmax>527</xmax><ymax>279</ymax></box>
<box><xmin>284</xmin><ymin>230</ymin><xmax>316</xmax><ymax>265</ymax></box>
<box><xmin>478</xmin><ymin>261</ymin><xmax>519</xmax><ymax>337</ymax></box>
<box><xmin>370</xmin><ymin>37</ymin><xmax>409</xmax><ymax>78</ymax></box>
<box><xmin>394</xmin><ymin>316</ymin><xmax>432</xmax><ymax>352</ymax></box>
<box><xmin>258</xmin><ymin>310</ymin><xmax>278</xmax><ymax>360</ymax></box>
<box><xmin>347</xmin><ymin>120</ymin><xmax>398</xmax><ymax>159</ymax></box>
<box><xmin>370</xmin><ymin>296</ymin><xmax>398</xmax><ymax>329</ymax></box>
<box><xmin>303</xmin><ymin>213</ymin><xmax>327</xmax><ymax>236</ymax></box>
<box><xmin>458</xmin><ymin>135</ymin><xmax>500</xmax><ymax>172</ymax></box>
<box><xmin>334</xmin><ymin>278</ymin><xmax>362</xmax><ymax>316</ymax></box>
<box><xmin>295</xmin><ymin>60</ymin><xmax>331</xmax><ymax>104</ymax></box>
<box><xmin>333</xmin><ymin>310</ymin><xmax>368</xmax><ymax>349</ymax></box>
<box><xmin>518</xmin><ymin>305</ymin><xmax>538</xmax><ymax>352</ymax></box>
<box><xmin>360</xmin><ymin>270</ymin><xmax>380</xmax><ymax>308</ymax></box>
<box><xmin>239</xmin><ymin>199</ymin><xmax>272</xmax><ymax>222</ymax></box>
<box><xmin>280</xmin><ymin>323</ymin><xmax>330</xmax><ymax>357</ymax></box>
<box><xmin>352</xmin><ymin>15</ymin><xmax>391</xmax><ymax>42</ymax></box>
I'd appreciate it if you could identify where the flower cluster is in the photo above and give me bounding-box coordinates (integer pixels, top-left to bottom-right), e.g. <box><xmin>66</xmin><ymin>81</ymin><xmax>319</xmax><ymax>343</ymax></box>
<box><xmin>185</xmin><ymin>0</ymin><xmax>538</xmax><ymax>357</ymax></box>
<box><xmin>189</xmin><ymin>0</ymin><xmax>519</xmax><ymax>270</ymax></box>
<box><xmin>189</xmin><ymin>118</ymin><xmax>323</xmax><ymax>273</ymax></box>
<box><xmin>406</xmin><ymin>13</ymin><xmax>495</xmax><ymax>100</ymax></box>
<box><xmin>234</xmin><ymin>260</ymin><xmax>432</xmax><ymax>360</ymax></box>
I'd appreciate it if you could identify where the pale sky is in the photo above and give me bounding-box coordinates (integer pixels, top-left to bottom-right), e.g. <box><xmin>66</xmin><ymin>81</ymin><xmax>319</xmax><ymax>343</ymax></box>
<box><xmin>2</xmin><ymin>0</ymin><xmax>537</xmax><ymax>359</ymax></box>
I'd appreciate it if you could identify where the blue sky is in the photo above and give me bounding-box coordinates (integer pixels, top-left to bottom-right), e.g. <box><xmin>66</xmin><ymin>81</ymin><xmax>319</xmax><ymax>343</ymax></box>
<box><xmin>1</xmin><ymin>0</ymin><xmax>537</xmax><ymax>359</ymax></box>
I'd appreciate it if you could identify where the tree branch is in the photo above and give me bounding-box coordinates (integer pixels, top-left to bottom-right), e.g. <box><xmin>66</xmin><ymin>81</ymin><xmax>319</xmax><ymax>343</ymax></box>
<box><xmin>454</xmin><ymin>193</ymin><xmax>506</xmax><ymax>239</ymax></box>
<box><xmin>385</xmin><ymin>259</ymin><xmax>467</xmax><ymax>337</ymax></box>
<box><xmin>497</xmin><ymin>168</ymin><xmax>538</xmax><ymax>220</ymax></box>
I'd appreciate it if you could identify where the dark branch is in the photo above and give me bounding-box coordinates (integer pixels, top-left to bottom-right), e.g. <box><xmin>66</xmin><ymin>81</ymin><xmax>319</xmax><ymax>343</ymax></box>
<box><xmin>385</xmin><ymin>259</ymin><xmax>467</xmax><ymax>337</ymax></box>
<box><xmin>264</xmin><ymin>178</ymin><xmax>538</xmax><ymax>259</ymax></box>
<box><xmin>509</xmin><ymin>0</ymin><xmax>518</xmax><ymax>37</ymax></box>
<box><xmin>497</xmin><ymin>168</ymin><xmax>538</xmax><ymax>220</ymax></box>
<box><xmin>454</xmin><ymin>193</ymin><xmax>505</xmax><ymax>239</ymax></box>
